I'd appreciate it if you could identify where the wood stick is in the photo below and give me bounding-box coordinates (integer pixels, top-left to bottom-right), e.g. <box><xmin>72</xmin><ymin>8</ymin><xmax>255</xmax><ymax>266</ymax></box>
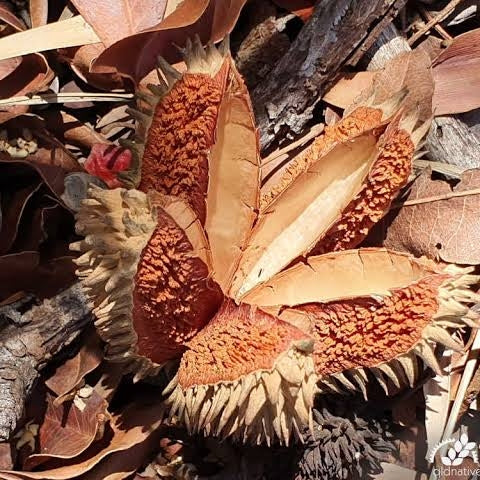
<box><xmin>0</xmin><ymin>283</ymin><xmax>91</xmax><ymax>441</ymax></box>
<box><xmin>253</xmin><ymin>0</ymin><xmax>407</xmax><ymax>152</ymax></box>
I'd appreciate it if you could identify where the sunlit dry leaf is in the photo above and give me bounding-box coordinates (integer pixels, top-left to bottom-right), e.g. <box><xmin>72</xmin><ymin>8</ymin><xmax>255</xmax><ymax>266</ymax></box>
<box><xmin>45</xmin><ymin>331</ymin><xmax>103</xmax><ymax>402</ymax></box>
<box><xmin>347</xmin><ymin>49</ymin><xmax>434</xmax><ymax>122</ymax></box>
<box><xmin>0</xmin><ymin>16</ymin><xmax>100</xmax><ymax>63</ymax></box>
<box><xmin>92</xmin><ymin>0</ymin><xmax>246</xmax><ymax>83</ymax></box>
<box><xmin>323</xmin><ymin>71</ymin><xmax>375</xmax><ymax>109</ymax></box>
<box><xmin>381</xmin><ymin>168</ymin><xmax>480</xmax><ymax>265</ymax></box>
<box><xmin>23</xmin><ymin>392</ymin><xmax>109</xmax><ymax>469</ymax></box>
<box><xmin>432</xmin><ymin>28</ymin><xmax>480</xmax><ymax>115</ymax></box>
<box><xmin>71</xmin><ymin>0</ymin><xmax>168</xmax><ymax>47</ymax></box>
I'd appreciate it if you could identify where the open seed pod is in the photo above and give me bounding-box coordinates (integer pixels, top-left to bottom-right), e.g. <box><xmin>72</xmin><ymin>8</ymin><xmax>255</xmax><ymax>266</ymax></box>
<box><xmin>164</xmin><ymin>300</ymin><xmax>317</xmax><ymax>446</ymax></box>
<box><xmin>231</xmin><ymin>105</ymin><xmax>429</xmax><ymax>300</ymax></box>
<box><xmin>245</xmin><ymin>248</ymin><xmax>480</xmax><ymax>395</ymax></box>
<box><xmin>72</xmin><ymin>38</ymin><xmax>480</xmax><ymax>448</ymax></box>
<box><xmin>71</xmin><ymin>186</ymin><xmax>223</xmax><ymax>379</ymax></box>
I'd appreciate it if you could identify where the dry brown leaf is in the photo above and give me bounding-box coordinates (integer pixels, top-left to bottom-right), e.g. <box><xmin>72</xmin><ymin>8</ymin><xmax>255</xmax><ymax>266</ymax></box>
<box><xmin>71</xmin><ymin>0</ymin><xmax>168</xmax><ymax>47</ymax></box>
<box><xmin>0</xmin><ymin>7</ymin><xmax>54</xmax><ymax>100</ymax></box>
<box><xmin>58</xmin><ymin>43</ymin><xmax>128</xmax><ymax>91</ymax></box>
<box><xmin>1</xmin><ymin>401</ymin><xmax>165</xmax><ymax>479</ymax></box>
<box><xmin>323</xmin><ymin>71</ymin><xmax>376</xmax><ymax>109</ymax></box>
<box><xmin>0</xmin><ymin>156</ymin><xmax>77</xmax><ymax>301</ymax></box>
<box><xmin>78</xmin><ymin>432</ymin><xmax>161</xmax><ymax>480</ymax></box>
<box><xmin>347</xmin><ymin>49</ymin><xmax>434</xmax><ymax>122</ymax></box>
<box><xmin>0</xmin><ymin>16</ymin><xmax>100</xmax><ymax>63</ymax></box>
<box><xmin>23</xmin><ymin>392</ymin><xmax>109</xmax><ymax>469</ymax></box>
<box><xmin>382</xmin><ymin>168</ymin><xmax>480</xmax><ymax>265</ymax></box>
<box><xmin>45</xmin><ymin>331</ymin><xmax>103</xmax><ymax>402</ymax></box>
<box><xmin>29</xmin><ymin>0</ymin><xmax>48</xmax><ymax>28</ymax></box>
<box><xmin>432</xmin><ymin>28</ymin><xmax>480</xmax><ymax>115</ymax></box>
<box><xmin>42</xmin><ymin>111</ymin><xmax>108</xmax><ymax>149</ymax></box>
<box><xmin>92</xmin><ymin>0</ymin><xmax>246</xmax><ymax>83</ymax></box>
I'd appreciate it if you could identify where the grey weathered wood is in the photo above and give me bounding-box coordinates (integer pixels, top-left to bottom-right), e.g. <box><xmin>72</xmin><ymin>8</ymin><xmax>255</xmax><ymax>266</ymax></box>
<box><xmin>253</xmin><ymin>0</ymin><xmax>408</xmax><ymax>152</ymax></box>
<box><xmin>363</xmin><ymin>23</ymin><xmax>480</xmax><ymax>169</ymax></box>
<box><xmin>0</xmin><ymin>283</ymin><xmax>91</xmax><ymax>440</ymax></box>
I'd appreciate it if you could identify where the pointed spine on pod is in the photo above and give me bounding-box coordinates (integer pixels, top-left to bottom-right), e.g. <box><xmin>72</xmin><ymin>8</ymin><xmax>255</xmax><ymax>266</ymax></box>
<box><xmin>71</xmin><ymin>186</ymin><xmax>223</xmax><ymax>380</ymax></box>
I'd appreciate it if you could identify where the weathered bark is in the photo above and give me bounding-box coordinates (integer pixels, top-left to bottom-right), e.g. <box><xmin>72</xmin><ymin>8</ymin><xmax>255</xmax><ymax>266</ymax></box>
<box><xmin>253</xmin><ymin>0</ymin><xmax>408</xmax><ymax>152</ymax></box>
<box><xmin>0</xmin><ymin>283</ymin><xmax>91</xmax><ymax>440</ymax></box>
<box><xmin>363</xmin><ymin>23</ymin><xmax>480</xmax><ymax>169</ymax></box>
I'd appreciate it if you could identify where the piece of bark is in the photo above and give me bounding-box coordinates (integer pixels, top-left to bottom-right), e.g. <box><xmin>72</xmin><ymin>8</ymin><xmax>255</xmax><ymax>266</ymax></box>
<box><xmin>363</xmin><ymin>23</ymin><xmax>480</xmax><ymax>169</ymax></box>
<box><xmin>253</xmin><ymin>0</ymin><xmax>407</xmax><ymax>152</ymax></box>
<box><xmin>0</xmin><ymin>283</ymin><xmax>91</xmax><ymax>441</ymax></box>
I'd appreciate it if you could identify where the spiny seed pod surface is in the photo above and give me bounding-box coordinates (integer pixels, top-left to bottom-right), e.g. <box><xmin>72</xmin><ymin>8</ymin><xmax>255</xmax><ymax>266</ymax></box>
<box><xmin>164</xmin><ymin>300</ymin><xmax>317</xmax><ymax>446</ymax></box>
<box><xmin>72</xmin><ymin>186</ymin><xmax>222</xmax><ymax>379</ymax></box>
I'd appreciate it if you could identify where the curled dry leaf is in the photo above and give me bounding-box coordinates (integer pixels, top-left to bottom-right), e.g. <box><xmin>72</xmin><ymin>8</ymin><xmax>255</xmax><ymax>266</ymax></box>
<box><xmin>0</xmin><ymin>155</ymin><xmax>77</xmax><ymax>302</ymax></box>
<box><xmin>346</xmin><ymin>49</ymin><xmax>434</xmax><ymax>123</ymax></box>
<box><xmin>45</xmin><ymin>330</ymin><xmax>103</xmax><ymax>403</ymax></box>
<box><xmin>92</xmin><ymin>0</ymin><xmax>247</xmax><ymax>83</ymax></box>
<box><xmin>70</xmin><ymin>0</ymin><xmax>168</xmax><ymax>47</ymax></box>
<box><xmin>380</xmin><ymin>168</ymin><xmax>480</xmax><ymax>265</ymax></box>
<box><xmin>29</xmin><ymin>0</ymin><xmax>49</xmax><ymax>28</ymax></box>
<box><xmin>58</xmin><ymin>43</ymin><xmax>128</xmax><ymax>91</ymax></box>
<box><xmin>0</xmin><ymin>6</ymin><xmax>54</xmax><ymax>99</ymax></box>
<box><xmin>23</xmin><ymin>391</ymin><xmax>109</xmax><ymax>470</ymax></box>
<box><xmin>42</xmin><ymin>111</ymin><xmax>108</xmax><ymax>150</ymax></box>
<box><xmin>432</xmin><ymin>28</ymin><xmax>480</xmax><ymax>115</ymax></box>
<box><xmin>1</xmin><ymin>402</ymin><xmax>165</xmax><ymax>479</ymax></box>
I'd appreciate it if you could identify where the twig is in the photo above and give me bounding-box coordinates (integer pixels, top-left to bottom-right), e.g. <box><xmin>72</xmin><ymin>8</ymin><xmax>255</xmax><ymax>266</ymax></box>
<box><xmin>0</xmin><ymin>92</ymin><xmax>134</xmax><ymax>107</ymax></box>
<box><xmin>253</xmin><ymin>0</ymin><xmax>408</xmax><ymax>151</ymax></box>
<box><xmin>408</xmin><ymin>0</ymin><xmax>464</xmax><ymax>45</ymax></box>
<box><xmin>418</xmin><ymin>5</ymin><xmax>453</xmax><ymax>42</ymax></box>
<box><xmin>414</xmin><ymin>159</ymin><xmax>463</xmax><ymax>178</ymax></box>
<box><xmin>0</xmin><ymin>283</ymin><xmax>92</xmax><ymax>441</ymax></box>
<box><xmin>392</xmin><ymin>187</ymin><xmax>480</xmax><ymax>209</ymax></box>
